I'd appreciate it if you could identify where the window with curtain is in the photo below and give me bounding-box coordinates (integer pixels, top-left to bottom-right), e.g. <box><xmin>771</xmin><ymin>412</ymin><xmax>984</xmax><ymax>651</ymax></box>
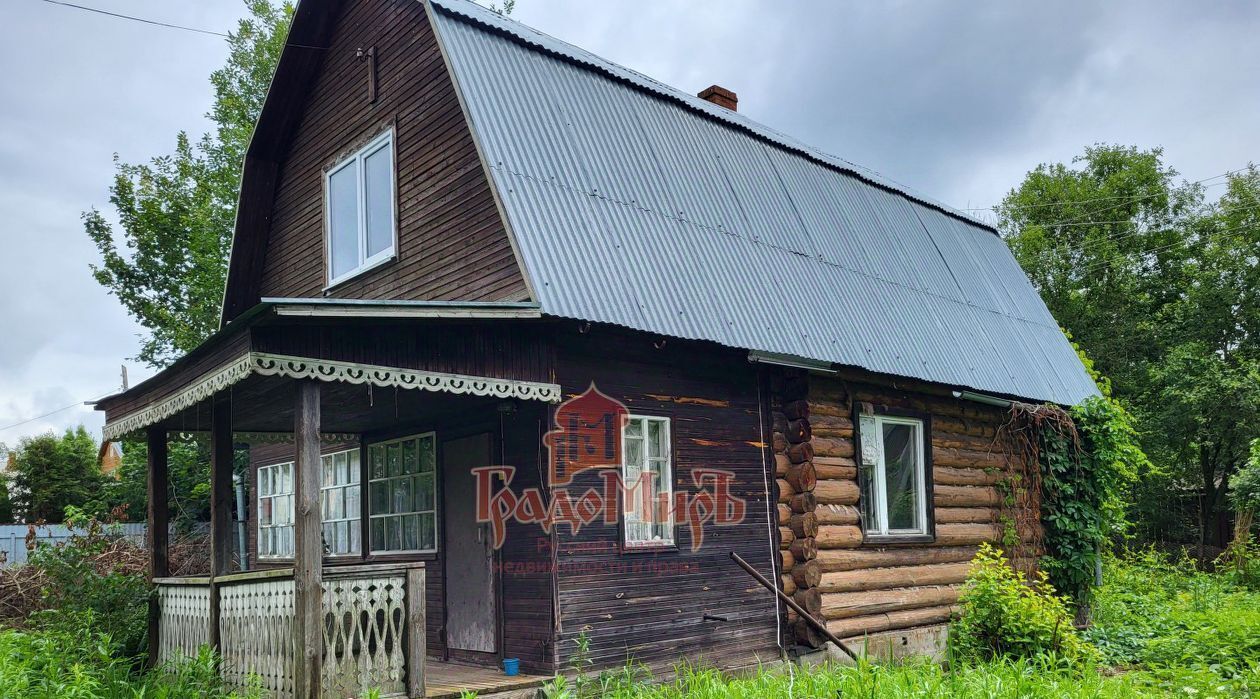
<box><xmin>858</xmin><ymin>414</ymin><xmax>928</xmax><ymax>538</ymax></box>
<box><xmin>257</xmin><ymin>461</ymin><xmax>294</xmax><ymax>559</ymax></box>
<box><xmin>325</xmin><ymin>129</ymin><xmax>396</xmax><ymax>286</ymax></box>
<box><xmin>257</xmin><ymin>448</ymin><xmax>362</xmax><ymax>559</ymax></box>
<box><xmin>621</xmin><ymin>415</ymin><xmax>673</xmax><ymax>547</ymax></box>
<box><xmin>321</xmin><ymin>449</ymin><xmax>361</xmax><ymax>556</ymax></box>
<box><xmin>368</xmin><ymin>433</ymin><xmax>437</xmax><ymax>553</ymax></box>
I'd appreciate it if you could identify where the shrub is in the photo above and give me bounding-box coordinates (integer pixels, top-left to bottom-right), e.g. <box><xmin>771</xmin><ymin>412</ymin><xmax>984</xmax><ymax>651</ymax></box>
<box><xmin>1088</xmin><ymin>548</ymin><xmax>1260</xmax><ymax>680</ymax></box>
<box><xmin>0</xmin><ymin>613</ymin><xmax>257</xmax><ymax>699</ymax></box>
<box><xmin>951</xmin><ymin>543</ymin><xmax>1095</xmax><ymax>663</ymax></box>
<box><xmin>25</xmin><ymin>509</ymin><xmax>150</xmax><ymax>660</ymax></box>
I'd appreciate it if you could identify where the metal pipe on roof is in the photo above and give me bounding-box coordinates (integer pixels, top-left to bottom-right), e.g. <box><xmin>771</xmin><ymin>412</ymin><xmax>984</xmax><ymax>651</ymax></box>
<box><xmin>952</xmin><ymin>390</ymin><xmax>1013</xmax><ymax>408</ymax></box>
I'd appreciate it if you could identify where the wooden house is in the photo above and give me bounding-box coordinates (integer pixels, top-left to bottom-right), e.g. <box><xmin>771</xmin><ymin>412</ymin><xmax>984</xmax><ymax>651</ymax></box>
<box><xmin>94</xmin><ymin>0</ymin><xmax>1096</xmax><ymax>696</ymax></box>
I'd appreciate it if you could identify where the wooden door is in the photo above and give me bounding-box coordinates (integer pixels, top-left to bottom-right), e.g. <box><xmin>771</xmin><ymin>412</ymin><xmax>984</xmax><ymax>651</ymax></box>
<box><xmin>442</xmin><ymin>433</ymin><xmax>498</xmax><ymax>655</ymax></box>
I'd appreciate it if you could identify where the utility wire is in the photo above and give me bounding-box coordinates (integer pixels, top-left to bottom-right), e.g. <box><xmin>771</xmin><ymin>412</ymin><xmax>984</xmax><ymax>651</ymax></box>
<box><xmin>968</xmin><ymin>166</ymin><xmax>1253</xmax><ymax>215</ymax></box>
<box><xmin>0</xmin><ymin>392</ymin><xmax>112</xmax><ymax>434</ymax></box>
<box><xmin>38</xmin><ymin>0</ymin><xmax>229</xmax><ymax>37</ymax></box>
<box><xmin>1074</xmin><ymin>219</ymin><xmax>1258</xmax><ymax>277</ymax></box>
<box><xmin>35</xmin><ymin>0</ymin><xmax>328</xmax><ymax>50</ymax></box>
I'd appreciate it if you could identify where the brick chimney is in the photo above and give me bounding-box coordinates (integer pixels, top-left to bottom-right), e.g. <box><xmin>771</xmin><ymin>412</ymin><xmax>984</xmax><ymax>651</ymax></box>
<box><xmin>697</xmin><ymin>84</ymin><xmax>737</xmax><ymax>111</ymax></box>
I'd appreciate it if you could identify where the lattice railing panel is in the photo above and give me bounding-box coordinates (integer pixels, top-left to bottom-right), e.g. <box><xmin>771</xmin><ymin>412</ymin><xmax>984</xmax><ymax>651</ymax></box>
<box><xmin>219</xmin><ymin>578</ymin><xmax>296</xmax><ymax>697</ymax></box>
<box><xmin>322</xmin><ymin>574</ymin><xmax>408</xmax><ymax>698</ymax></box>
<box><xmin>161</xmin><ymin>568</ymin><xmax>419</xmax><ymax>699</ymax></box>
<box><xmin>156</xmin><ymin>584</ymin><xmax>211</xmax><ymax>663</ymax></box>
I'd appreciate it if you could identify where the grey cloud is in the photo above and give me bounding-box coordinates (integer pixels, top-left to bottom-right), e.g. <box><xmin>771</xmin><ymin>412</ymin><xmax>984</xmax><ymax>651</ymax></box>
<box><xmin>2</xmin><ymin>0</ymin><xmax>1258</xmax><ymax>442</ymax></box>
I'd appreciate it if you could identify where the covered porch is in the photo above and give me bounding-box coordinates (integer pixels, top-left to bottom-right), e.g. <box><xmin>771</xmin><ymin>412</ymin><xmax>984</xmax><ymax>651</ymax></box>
<box><xmin>96</xmin><ymin>312</ymin><xmax>561</xmax><ymax>698</ymax></box>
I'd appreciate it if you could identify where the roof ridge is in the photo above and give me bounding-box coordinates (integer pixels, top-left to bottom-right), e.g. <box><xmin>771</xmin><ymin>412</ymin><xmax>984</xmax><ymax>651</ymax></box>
<box><xmin>426</xmin><ymin>0</ymin><xmax>997</xmax><ymax>233</ymax></box>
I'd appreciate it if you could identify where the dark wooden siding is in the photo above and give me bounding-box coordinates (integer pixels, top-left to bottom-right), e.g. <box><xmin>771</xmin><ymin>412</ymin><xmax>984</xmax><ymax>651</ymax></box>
<box><xmin>496</xmin><ymin>408</ymin><xmax>556</xmax><ymax>674</ymax></box>
<box><xmin>551</xmin><ymin>327</ymin><xmax>780</xmax><ymax>673</ymax></box>
<box><xmin>243</xmin><ymin>403</ymin><xmax>555</xmax><ymax>671</ymax></box>
<box><xmin>99</xmin><ymin>329</ymin><xmax>251</xmax><ymax>423</ymax></box>
<box><xmin>258</xmin><ymin>0</ymin><xmax>527</xmax><ymax>303</ymax></box>
<box><xmin>251</xmin><ymin>320</ymin><xmax>553</xmax><ymax>384</ymax></box>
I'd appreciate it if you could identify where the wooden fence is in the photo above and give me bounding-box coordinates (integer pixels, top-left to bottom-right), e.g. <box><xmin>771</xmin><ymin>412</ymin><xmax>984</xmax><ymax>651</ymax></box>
<box><xmin>154</xmin><ymin>563</ymin><xmax>425</xmax><ymax>698</ymax></box>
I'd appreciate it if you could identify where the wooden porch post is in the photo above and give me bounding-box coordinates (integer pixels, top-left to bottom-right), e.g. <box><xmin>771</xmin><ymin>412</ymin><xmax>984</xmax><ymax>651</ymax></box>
<box><xmin>208</xmin><ymin>394</ymin><xmax>235</xmax><ymax>650</ymax></box>
<box><xmin>294</xmin><ymin>381</ymin><xmax>322</xmax><ymax>699</ymax></box>
<box><xmin>145</xmin><ymin>427</ymin><xmax>169</xmax><ymax>669</ymax></box>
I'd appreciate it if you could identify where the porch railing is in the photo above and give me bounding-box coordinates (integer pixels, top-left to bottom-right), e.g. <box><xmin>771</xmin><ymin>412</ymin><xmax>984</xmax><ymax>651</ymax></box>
<box><xmin>154</xmin><ymin>563</ymin><xmax>425</xmax><ymax>698</ymax></box>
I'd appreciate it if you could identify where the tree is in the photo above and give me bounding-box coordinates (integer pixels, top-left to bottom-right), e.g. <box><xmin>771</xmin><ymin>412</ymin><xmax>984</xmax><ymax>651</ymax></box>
<box><xmin>10</xmin><ymin>427</ymin><xmax>105</xmax><ymax>523</ymax></box>
<box><xmin>0</xmin><ymin>477</ymin><xmax>13</xmax><ymax>523</ymax></box>
<box><xmin>999</xmin><ymin>148</ymin><xmax>1260</xmax><ymax>548</ymax></box>
<box><xmin>84</xmin><ymin>1</ymin><xmax>293</xmax><ymax>367</ymax></box>
<box><xmin>111</xmin><ymin>437</ymin><xmax>213</xmax><ymax>530</ymax></box>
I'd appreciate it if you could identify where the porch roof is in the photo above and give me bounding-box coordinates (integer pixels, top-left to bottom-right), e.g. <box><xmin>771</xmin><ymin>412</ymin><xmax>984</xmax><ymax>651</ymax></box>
<box><xmin>94</xmin><ymin>300</ymin><xmax>560</xmax><ymax>441</ymax></box>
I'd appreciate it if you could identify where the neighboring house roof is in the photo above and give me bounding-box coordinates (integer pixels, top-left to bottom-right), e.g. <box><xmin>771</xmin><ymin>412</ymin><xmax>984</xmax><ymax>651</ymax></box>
<box><xmin>426</xmin><ymin>0</ymin><xmax>1096</xmax><ymax>405</ymax></box>
<box><xmin>222</xmin><ymin>0</ymin><xmax>1098</xmax><ymax>406</ymax></box>
<box><xmin>98</xmin><ymin>441</ymin><xmax>123</xmax><ymax>479</ymax></box>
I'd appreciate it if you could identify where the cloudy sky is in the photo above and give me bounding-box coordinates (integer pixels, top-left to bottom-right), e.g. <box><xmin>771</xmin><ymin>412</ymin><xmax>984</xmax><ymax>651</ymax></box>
<box><xmin>1</xmin><ymin>0</ymin><xmax>1257</xmax><ymax>447</ymax></box>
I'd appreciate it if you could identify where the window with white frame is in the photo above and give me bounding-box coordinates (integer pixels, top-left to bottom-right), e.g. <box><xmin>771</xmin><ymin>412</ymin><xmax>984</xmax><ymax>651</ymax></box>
<box><xmin>858</xmin><ymin>414</ymin><xmax>928</xmax><ymax>538</ymax></box>
<box><xmin>621</xmin><ymin>415</ymin><xmax>674</xmax><ymax>547</ymax></box>
<box><xmin>321</xmin><ymin>449</ymin><xmax>361</xmax><ymax>556</ymax></box>
<box><xmin>257</xmin><ymin>461</ymin><xmax>294</xmax><ymax>558</ymax></box>
<box><xmin>325</xmin><ymin>130</ymin><xmax>396</xmax><ymax>286</ymax></box>
<box><xmin>368</xmin><ymin>433</ymin><xmax>437</xmax><ymax>553</ymax></box>
<box><xmin>257</xmin><ymin>449</ymin><xmax>361</xmax><ymax>559</ymax></box>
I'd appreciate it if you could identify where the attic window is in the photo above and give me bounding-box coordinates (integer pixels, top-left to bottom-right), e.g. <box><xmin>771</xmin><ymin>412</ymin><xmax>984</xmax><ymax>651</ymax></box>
<box><xmin>325</xmin><ymin>130</ymin><xmax>396</xmax><ymax>287</ymax></box>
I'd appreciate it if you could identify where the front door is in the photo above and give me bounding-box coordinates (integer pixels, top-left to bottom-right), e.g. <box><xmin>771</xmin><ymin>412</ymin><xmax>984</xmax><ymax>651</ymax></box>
<box><xmin>442</xmin><ymin>433</ymin><xmax>498</xmax><ymax>655</ymax></box>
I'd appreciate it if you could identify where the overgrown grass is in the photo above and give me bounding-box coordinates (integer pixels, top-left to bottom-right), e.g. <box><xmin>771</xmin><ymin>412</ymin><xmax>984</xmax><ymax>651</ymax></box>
<box><xmin>1087</xmin><ymin>547</ymin><xmax>1260</xmax><ymax>679</ymax></box>
<box><xmin>2</xmin><ymin>548</ymin><xmax>1257</xmax><ymax>698</ymax></box>
<box><xmin>525</xmin><ymin>549</ymin><xmax>1260</xmax><ymax>698</ymax></box>
<box><xmin>0</xmin><ymin>614</ymin><xmax>258</xmax><ymax>699</ymax></box>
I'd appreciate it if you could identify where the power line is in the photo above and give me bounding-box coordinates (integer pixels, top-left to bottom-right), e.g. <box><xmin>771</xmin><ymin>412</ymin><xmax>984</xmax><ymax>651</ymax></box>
<box><xmin>38</xmin><ymin>0</ymin><xmax>229</xmax><ymax>38</ymax></box>
<box><xmin>969</xmin><ymin>166</ymin><xmax>1253</xmax><ymax>215</ymax></box>
<box><xmin>1074</xmin><ymin>219</ymin><xmax>1258</xmax><ymax>278</ymax></box>
<box><xmin>0</xmin><ymin>393</ymin><xmax>111</xmax><ymax>434</ymax></box>
<box><xmin>34</xmin><ymin>0</ymin><xmax>329</xmax><ymax>50</ymax></box>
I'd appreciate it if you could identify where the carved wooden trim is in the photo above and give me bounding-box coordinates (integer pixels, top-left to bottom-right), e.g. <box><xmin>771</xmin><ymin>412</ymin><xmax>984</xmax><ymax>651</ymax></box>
<box><xmin>104</xmin><ymin>352</ymin><xmax>562</xmax><ymax>440</ymax></box>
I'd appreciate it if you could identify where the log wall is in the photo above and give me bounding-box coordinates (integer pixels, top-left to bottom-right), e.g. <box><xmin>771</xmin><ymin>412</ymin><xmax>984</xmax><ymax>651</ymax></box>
<box><xmin>774</xmin><ymin>370</ymin><xmax>1039</xmax><ymax>645</ymax></box>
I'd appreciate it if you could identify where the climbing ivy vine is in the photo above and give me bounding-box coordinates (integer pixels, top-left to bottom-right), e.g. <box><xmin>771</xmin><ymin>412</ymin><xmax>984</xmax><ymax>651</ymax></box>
<box><xmin>1003</xmin><ymin>339</ymin><xmax>1149</xmax><ymax>612</ymax></box>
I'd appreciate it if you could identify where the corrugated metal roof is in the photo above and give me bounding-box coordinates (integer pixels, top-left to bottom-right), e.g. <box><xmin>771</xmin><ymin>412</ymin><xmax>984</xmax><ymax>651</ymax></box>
<box><xmin>427</xmin><ymin>0</ymin><xmax>1098</xmax><ymax>405</ymax></box>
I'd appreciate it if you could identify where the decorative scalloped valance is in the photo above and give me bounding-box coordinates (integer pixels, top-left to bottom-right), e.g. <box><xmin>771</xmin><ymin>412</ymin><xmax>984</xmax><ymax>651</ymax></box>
<box><xmin>103</xmin><ymin>352</ymin><xmax>562</xmax><ymax>441</ymax></box>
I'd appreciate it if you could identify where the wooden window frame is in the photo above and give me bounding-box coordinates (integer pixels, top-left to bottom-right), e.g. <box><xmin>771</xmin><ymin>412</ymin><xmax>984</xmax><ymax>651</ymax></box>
<box><xmin>322</xmin><ymin>128</ymin><xmax>398</xmax><ymax>289</ymax></box>
<box><xmin>853</xmin><ymin>405</ymin><xmax>935</xmax><ymax>546</ymax></box>
<box><xmin>257</xmin><ymin>448</ymin><xmax>363</xmax><ymax>562</ymax></box>
<box><xmin>320</xmin><ymin>448</ymin><xmax>362</xmax><ymax>558</ymax></box>
<box><xmin>619</xmin><ymin>414</ymin><xmax>676</xmax><ymax>551</ymax></box>
<box><xmin>366</xmin><ymin>431</ymin><xmax>439</xmax><ymax>556</ymax></box>
<box><xmin>257</xmin><ymin>461</ymin><xmax>295</xmax><ymax>560</ymax></box>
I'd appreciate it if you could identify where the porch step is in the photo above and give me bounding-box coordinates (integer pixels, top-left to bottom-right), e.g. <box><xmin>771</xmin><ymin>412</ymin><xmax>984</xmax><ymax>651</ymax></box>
<box><xmin>424</xmin><ymin>659</ymin><xmax>548</xmax><ymax>698</ymax></box>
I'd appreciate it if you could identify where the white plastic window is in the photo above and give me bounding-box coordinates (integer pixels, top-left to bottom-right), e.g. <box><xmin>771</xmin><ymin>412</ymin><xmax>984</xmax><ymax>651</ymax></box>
<box><xmin>858</xmin><ymin>415</ymin><xmax>928</xmax><ymax>537</ymax></box>
<box><xmin>325</xmin><ymin>130</ymin><xmax>396</xmax><ymax>286</ymax></box>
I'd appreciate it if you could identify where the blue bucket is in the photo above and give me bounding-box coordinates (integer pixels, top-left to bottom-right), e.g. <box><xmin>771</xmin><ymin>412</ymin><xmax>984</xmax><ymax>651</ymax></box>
<box><xmin>503</xmin><ymin>657</ymin><xmax>520</xmax><ymax>676</ymax></box>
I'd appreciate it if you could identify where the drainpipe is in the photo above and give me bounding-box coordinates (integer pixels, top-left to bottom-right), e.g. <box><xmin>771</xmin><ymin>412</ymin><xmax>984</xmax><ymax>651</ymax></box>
<box><xmin>234</xmin><ymin>473</ymin><xmax>249</xmax><ymax>570</ymax></box>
